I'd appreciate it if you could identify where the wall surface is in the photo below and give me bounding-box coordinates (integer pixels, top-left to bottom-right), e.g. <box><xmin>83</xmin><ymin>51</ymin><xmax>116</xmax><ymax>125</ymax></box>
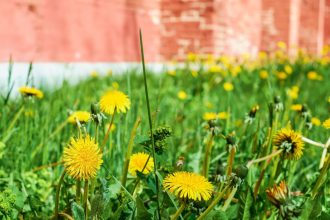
<box><xmin>0</xmin><ymin>0</ymin><xmax>329</xmax><ymax>62</ymax></box>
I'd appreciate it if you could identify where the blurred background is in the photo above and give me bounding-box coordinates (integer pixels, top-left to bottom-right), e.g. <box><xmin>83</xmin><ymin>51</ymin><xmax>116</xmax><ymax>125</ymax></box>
<box><xmin>0</xmin><ymin>0</ymin><xmax>329</xmax><ymax>62</ymax></box>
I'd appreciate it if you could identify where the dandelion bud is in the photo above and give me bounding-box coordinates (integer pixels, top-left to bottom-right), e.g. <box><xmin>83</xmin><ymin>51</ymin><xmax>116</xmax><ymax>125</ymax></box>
<box><xmin>300</xmin><ymin>104</ymin><xmax>309</xmax><ymax>119</ymax></box>
<box><xmin>175</xmin><ymin>156</ymin><xmax>185</xmax><ymax>170</ymax></box>
<box><xmin>226</xmin><ymin>135</ymin><xmax>236</xmax><ymax>146</ymax></box>
<box><xmin>226</xmin><ymin>134</ymin><xmax>237</xmax><ymax>152</ymax></box>
<box><xmin>274</xmin><ymin>96</ymin><xmax>283</xmax><ymax>112</ymax></box>
<box><xmin>234</xmin><ymin>164</ymin><xmax>248</xmax><ymax>179</ymax></box>
<box><xmin>91</xmin><ymin>103</ymin><xmax>100</xmax><ymax>115</ymax></box>
<box><xmin>305</xmin><ymin>115</ymin><xmax>312</xmax><ymax>130</ymax></box>
<box><xmin>245</xmin><ymin>105</ymin><xmax>259</xmax><ymax>124</ymax></box>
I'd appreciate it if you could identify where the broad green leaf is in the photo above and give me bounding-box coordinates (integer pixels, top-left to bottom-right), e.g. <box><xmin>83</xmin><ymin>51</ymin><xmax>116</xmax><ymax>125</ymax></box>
<box><xmin>71</xmin><ymin>202</ymin><xmax>85</xmax><ymax>220</ymax></box>
<box><xmin>205</xmin><ymin>210</ymin><xmax>228</xmax><ymax>220</ymax></box>
<box><xmin>242</xmin><ymin>188</ymin><xmax>253</xmax><ymax>220</ymax></box>
<box><xmin>300</xmin><ymin>196</ymin><xmax>322</xmax><ymax>219</ymax></box>
<box><xmin>136</xmin><ymin>196</ymin><xmax>152</xmax><ymax>220</ymax></box>
<box><xmin>90</xmin><ymin>194</ymin><xmax>105</xmax><ymax>219</ymax></box>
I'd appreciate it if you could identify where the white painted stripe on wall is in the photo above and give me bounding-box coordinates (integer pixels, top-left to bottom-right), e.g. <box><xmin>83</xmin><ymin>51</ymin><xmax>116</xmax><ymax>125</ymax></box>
<box><xmin>0</xmin><ymin>62</ymin><xmax>166</xmax><ymax>97</ymax></box>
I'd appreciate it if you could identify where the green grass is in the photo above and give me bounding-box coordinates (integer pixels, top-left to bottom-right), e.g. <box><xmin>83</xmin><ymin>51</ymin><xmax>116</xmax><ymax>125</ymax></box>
<box><xmin>0</xmin><ymin>52</ymin><xmax>329</xmax><ymax>219</ymax></box>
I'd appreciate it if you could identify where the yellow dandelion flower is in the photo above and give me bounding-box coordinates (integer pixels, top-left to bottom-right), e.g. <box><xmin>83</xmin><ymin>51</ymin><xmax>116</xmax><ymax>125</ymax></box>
<box><xmin>19</xmin><ymin>86</ymin><xmax>44</xmax><ymax>99</ymax></box>
<box><xmin>90</xmin><ymin>71</ymin><xmax>99</xmax><ymax>78</ymax></box>
<box><xmin>311</xmin><ymin>117</ymin><xmax>321</xmax><ymax>126</ymax></box>
<box><xmin>187</xmin><ymin>52</ymin><xmax>197</xmax><ymax>62</ymax></box>
<box><xmin>63</xmin><ymin>136</ymin><xmax>103</xmax><ymax>180</ymax></box>
<box><xmin>167</xmin><ymin>70</ymin><xmax>176</xmax><ymax>76</ymax></box>
<box><xmin>100</xmin><ymin>90</ymin><xmax>130</xmax><ymax>114</ymax></box>
<box><xmin>259</xmin><ymin>70</ymin><xmax>269</xmax><ymax>79</ymax></box>
<box><xmin>107</xmin><ymin>69</ymin><xmax>113</xmax><ymax>76</ymax></box>
<box><xmin>112</xmin><ymin>82</ymin><xmax>120</xmax><ymax>89</ymax></box>
<box><xmin>203</xmin><ymin>112</ymin><xmax>218</xmax><ymax>121</ymax></box>
<box><xmin>321</xmin><ymin>56</ymin><xmax>329</xmax><ymax>66</ymax></box>
<box><xmin>218</xmin><ymin>112</ymin><xmax>229</xmax><ymax>120</ymax></box>
<box><xmin>104</xmin><ymin>123</ymin><xmax>116</xmax><ymax>133</ymax></box>
<box><xmin>323</xmin><ymin>118</ymin><xmax>330</xmax><ymax>129</ymax></box>
<box><xmin>276</xmin><ymin>71</ymin><xmax>287</xmax><ymax>80</ymax></box>
<box><xmin>258</xmin><ymin>51</ymin><xmax>267</xmax><ymax>60</ymax></box>
<box><xmin>231</xmin><ymin>66</ymin><xmax>241</xmax><ymax>77</ymax></box>
<box><xmin>284</xmin><ymin>65</ymin><xmax>293</xmax><ymax>74</ymax></box>
<box><xmin>163</xmin><ymin>171</ymin><xmax>213</xmax><ymax>201</ymax></box>
<box><xmin>223</xmin><ymin>82</ymin><xmax>234</xmax><ymax>91</ymax></box>
<box><xmin>177</xmin><ymin>91</ymin><xmax>187</xmax><ymax>100</ymax></box>
<box><xmin>290</xmin><ymin>104</ymin><xmax>302</xmax><ymax>111</ymax></box>
<box><xmin>191</xmin><ymin>70</ymin><xmax>198</xmax><ymax>77</ymax></box>
<box><xmin>68</xmin><ymin>111</ymin><xmax>91</xmax><ymax>124</ymax></box>
<box><xmin>273</xmin><ymin>128</ymin><xmax>304</xmax><ymax>160</ymax></box>
<box><xmin>307</xmin><ymin>71</ymin><xmax>322</xmax><ymax>80</ymax></box>
<box><xmin>209</xmin><ymin>65</ymin><xmax>222</xmax><ymax>73</ymax></box>
<box><xmin>266</xmin><ymin>181</ymin><xmax>289</xmax><ymax>208</ymax></box>
<box><xmin>287</xmin><ymin>86</ymin><xmax>299</xmax><ymax>100</ymax></box>
<box><xmin>128</xmin><ymin>152</ymin><xmax>154</xmax><ymax>176</ymax></box>
<box><xmin>277</xmin><ymin>41</ymin><xmax>287</xmax><ymax>50</ymax></box>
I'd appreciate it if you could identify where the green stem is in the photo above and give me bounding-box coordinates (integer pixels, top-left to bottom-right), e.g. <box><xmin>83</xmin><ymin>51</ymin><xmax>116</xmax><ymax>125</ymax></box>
<box><xmin>32</xmin><ymin>120</ymin><xmax>68</xmax><ymax>158</ymax></box>
<box><xmin>139</xmin><ymin>29</ymin><xmax>161</xmax><ymax>220</ymax></box>
<box><xmin>171</xmin><ymin>203</ymin><xmax>186</xmax><ymax>220</ymax></box>
<box><xmin>311</xmin><ymin>155</ymin><xmax>330</xmax><ymax>199</ymax></box>
<box><xmin>2</xmin><ymin>106</ymin><xmax>24</xmax><ymax>143</ymax></box>
<box><xmin>221</xmin><ymin>187</ymin><xmax>238</xmax><ymax>211</ymax></box>
<box><xmin>247</xmin><ymin>149</ymin><xmax>283</xmax><ymax>168</ymax></box>
<box><xmin>197</xmin><ymin>185</ymin><xmax>230</xmax><ymax>220</ymax></box>
<box><xmin>83</xmin><ymin>179</ymin><xmax>89</xmax><ymax>219</ymax></box>
<box><xmin>202</xmin><ymin>130</ymin><xmax>215</xmax><ymax>178</ymax></box>
<box><xmin>54</xmin><ymin>170</ymin><xmax>66</xmax><ymax>219</ymax></box>
<box><xmin>58</xmin><ymin>212</ymin><xmax>74</xmax><ymax>220</ymax></box>
<box><xmin>76</xmin><ymin>179</ymin><xmax>81</xmax><ymax>203</ymax></box>
<box><xmin>121</xmin><ymin>117</ymin><xmax>141</xmax><ymax>188</ymax></box>
<box><xmin>101</xmin><ymin>109</ymin><xmax>116</xmax><ymax>150</ymax></box>
<box><xmin>226</xmin><ymin>146</ymin><xmax>236</xmax><ymax>176</ymax></box>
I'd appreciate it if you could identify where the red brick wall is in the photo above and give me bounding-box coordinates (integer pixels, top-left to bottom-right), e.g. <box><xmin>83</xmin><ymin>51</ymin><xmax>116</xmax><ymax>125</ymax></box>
<box><xmin>160</xmin><ymin>0</ymin><xmax>215</xmax><ymax>60</ymax></box>
<box><xmin>324</xmin><ymin>0</ymin><xmax>330</xmax><ymax>45</ymax></box>
<box><xmin>0</xmin><ymin>0</ymin><xmax>329</xmax><ymax>62</ymax></box>
<box><xmin>0</xmin><ymin>0</ymin><xmax>160</xmax><ymax>62</ymax></box>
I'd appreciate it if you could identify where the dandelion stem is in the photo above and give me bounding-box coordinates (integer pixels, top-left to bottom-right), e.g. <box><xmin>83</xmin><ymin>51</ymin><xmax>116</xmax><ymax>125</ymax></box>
<box><xmin>311</xmin><ymin>154</ymin><xmax>330</xmax><ymax>199</ymax></box>
<box><xmin>58</xmin><ymin>212</ymin><xmax>74</xmax><ymax>220</ymax></box>
<box><xmin>226</xmin><ymin>146</ymin><xmax>236</xmax><ymax>176</ymax></box>
<box><xmin>197</xmin><ymin>185</ymin><xmax>230</xmax><ymax>220</ymax></box>
<box><xmin>32</xmin><ymin>120</ymin><xmax>68</xmax><ymax>158</ymax></box>
<box><xmin>253</xmin><ymin>157</ymin><xmax>272</xmax><ymax>198</ymax></box>
<box><xmin>2</xmin><ymin>105</ymin><xmax>24</xmax><ymax>143</ymax></box>
<box><xmin>247</xmin><ymin>149</ymin><xmax>283</xmax><ymax>168</ymax></box>
<box><xmin>32</xmin><ymin>160</ymin><xmax>63</xmax><ymax>172</ymax></box>
<box><xmin>139</xmin><ymin>29</ymin><xmax>162</xmax><ymax>220</ymax></box>
<box><xmin>301</xmin><ymin>136</ymin><xmax>325</xmax><ymax>148</ymax></box>
<box><xmin>83</xmin><ymin>179</ymin><xmax>89</xmax><ymax>219</ymax></box>
<box><xmin>202</xmin><ymin>129</ymin><xmax>215</xmax><ymax>178</ymax></box>
<box><xmin>319</xmin><ymin>137</ymin><xmax>330</xmax><ymax>169</ymax></box>
<box><xmin>121</xmin><ymin>117</ymin><xmax>141</xmax><ymax>188</ymax></box>
<box><xmin>76</xmin><ymin>180</ymin><xmax>81</xmax><ymax>203</ymax></box>
<box><xmin>101</xmin><ymin>108</ymin><xmax>116</xmax><ymax>150</ymax></box>
<box><xmin>221</xmin><ymin>187</ymin><xmax>238</xmax><ymax>211</ymax></box>
<box><xmin>171</xmin><ymin>203</ymin><xmax>186</xmax><ymax>220</ymax></box>
<box><xmin>54</xmin><ymin>170</ymin><xmax>66</xmax><ymax>219</ymax></box>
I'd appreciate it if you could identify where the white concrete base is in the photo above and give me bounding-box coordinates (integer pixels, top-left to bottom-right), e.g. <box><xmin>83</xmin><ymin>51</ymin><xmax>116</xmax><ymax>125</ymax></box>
<box><xmin>0</xmin><ymin>62</ymin><xmax>165</xmax><ymax>97</ymax></box>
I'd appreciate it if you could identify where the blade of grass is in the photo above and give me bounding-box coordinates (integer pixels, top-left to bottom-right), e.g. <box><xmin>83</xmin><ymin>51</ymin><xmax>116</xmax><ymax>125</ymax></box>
<box><xmin>139</xmin><ymin>29</ymin><xmax>162</xmax><ymax>220</ymax></box>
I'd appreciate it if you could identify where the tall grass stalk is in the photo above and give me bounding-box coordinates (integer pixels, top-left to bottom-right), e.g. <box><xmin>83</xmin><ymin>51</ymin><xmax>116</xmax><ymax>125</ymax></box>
<box><xmin>139</xmin><ymin>29</ymin><xmax>162</xmax><ymax>220</ymax></box>
<box><xmin>121</xmin><ymin>117</ymin><xmax>141</xmax><ymax>187</ymax></box>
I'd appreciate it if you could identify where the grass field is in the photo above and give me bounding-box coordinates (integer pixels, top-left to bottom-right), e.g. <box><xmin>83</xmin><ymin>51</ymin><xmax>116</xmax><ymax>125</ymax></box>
<box><xmin>0</xmin><ymin>44</ymin><xmax>329</xmax><ymax>219</ymax></box>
